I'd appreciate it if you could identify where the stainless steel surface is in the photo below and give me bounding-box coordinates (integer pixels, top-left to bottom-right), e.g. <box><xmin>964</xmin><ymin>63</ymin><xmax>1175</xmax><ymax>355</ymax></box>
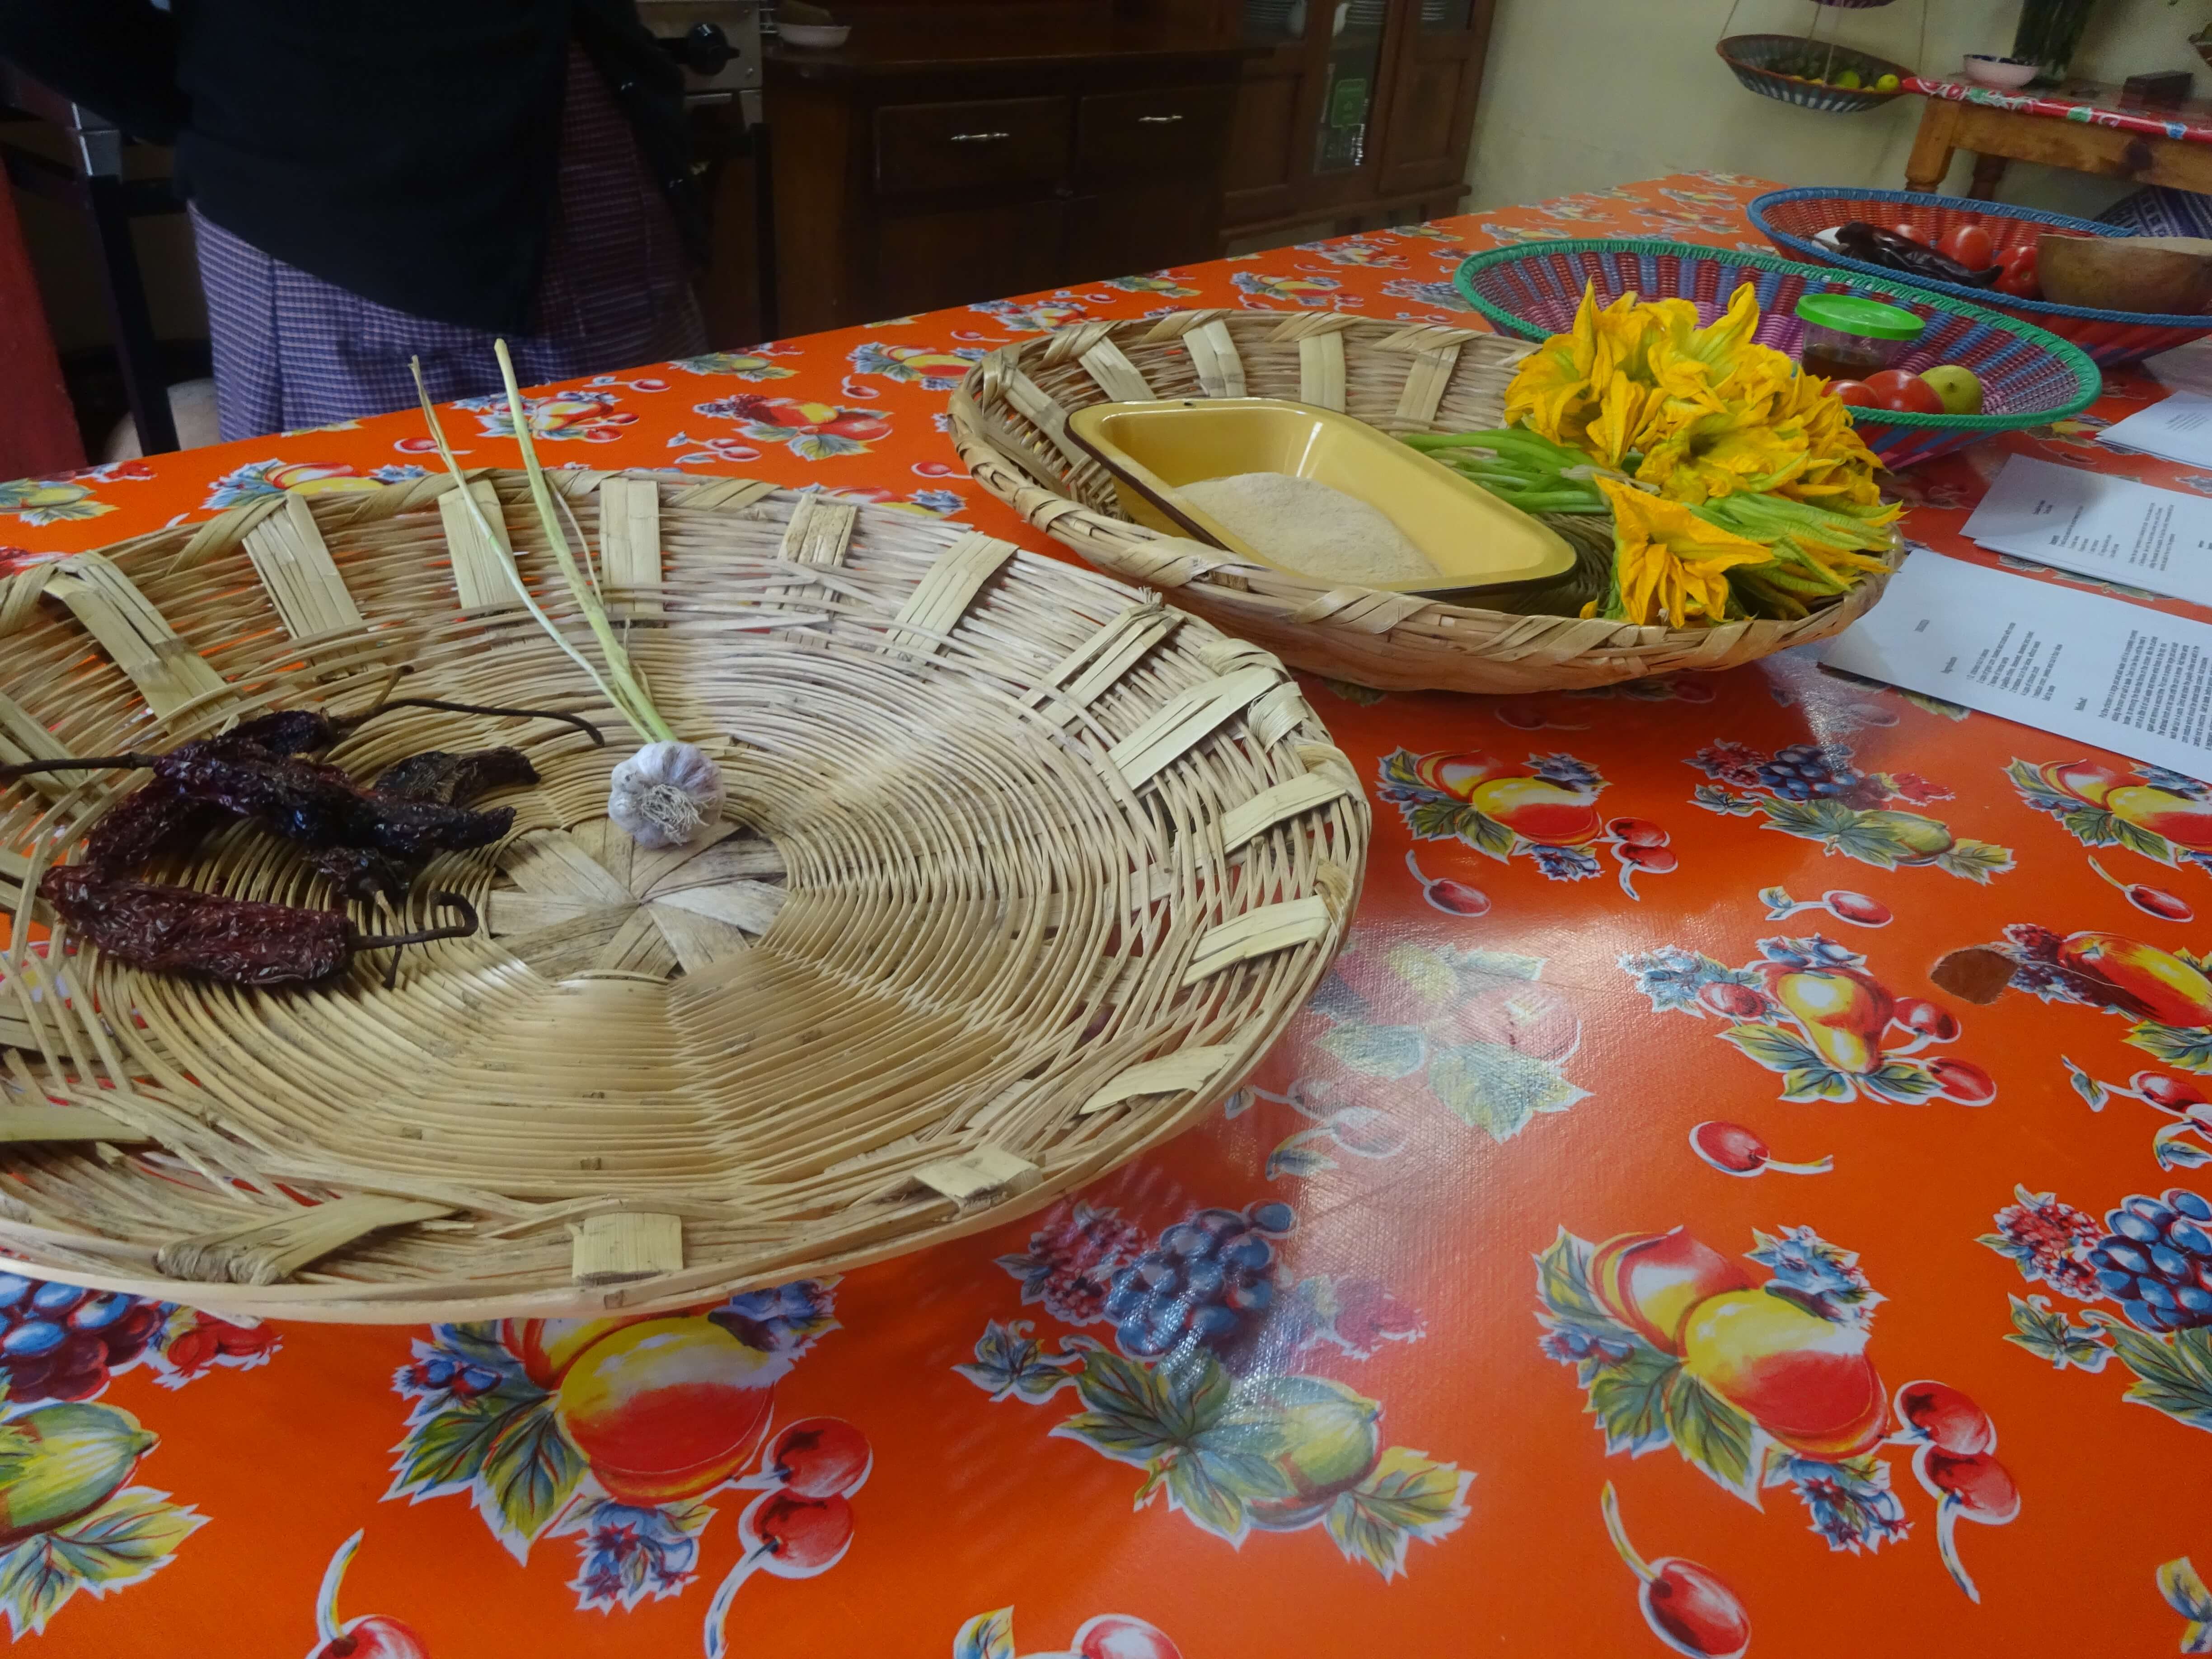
<box><xmin>634</xmin><ymin>0</ymin><xmax>765</xmax><ymax>99</ymax></box>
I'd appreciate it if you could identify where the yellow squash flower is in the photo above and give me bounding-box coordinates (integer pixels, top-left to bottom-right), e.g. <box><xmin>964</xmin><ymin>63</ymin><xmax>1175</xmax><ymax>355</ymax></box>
<box><xmin>1592</xmin><ymin>477</ymin><xmax>1773</xmax><ymax>629</ymax></box>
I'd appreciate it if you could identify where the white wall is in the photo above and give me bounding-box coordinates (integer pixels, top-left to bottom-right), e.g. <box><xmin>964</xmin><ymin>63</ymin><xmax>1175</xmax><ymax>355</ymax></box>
<box><xmin>1467</xmin><ymin>0</ymin><xmax>2210</xmax><ymax>220</ymax></box>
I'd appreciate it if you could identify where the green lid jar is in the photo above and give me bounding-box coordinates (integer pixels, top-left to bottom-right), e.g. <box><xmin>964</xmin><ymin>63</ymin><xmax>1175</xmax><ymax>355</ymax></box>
<box><xmin>1794</xmin><ymin>294</ymin><xmax>1926</xmax><ymax>380</ymax></box>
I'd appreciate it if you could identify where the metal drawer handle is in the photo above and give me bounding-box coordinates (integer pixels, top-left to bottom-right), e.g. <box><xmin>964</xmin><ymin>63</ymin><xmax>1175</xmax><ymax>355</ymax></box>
<box><xmin>949</xmin><ymin>131</ymin><xmax>1012</xmax><ymax>142</ymax></box>
<box><xmin>1137</xmin><ymin>113</ymin><xmax>1185</xmax><ymax>125</ymax></box>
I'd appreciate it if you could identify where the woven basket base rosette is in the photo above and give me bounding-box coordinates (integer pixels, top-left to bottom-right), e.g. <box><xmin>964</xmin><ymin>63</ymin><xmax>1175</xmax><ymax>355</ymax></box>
<box><xmin>0</xmin><ymin>470</ymin><xmax>1364</xmax><ymax>1322</ymax></box>
<box><xmin>948</xmin><ymin>310</ymin><xmax>1901</xmax><ymax>694</ymax></box>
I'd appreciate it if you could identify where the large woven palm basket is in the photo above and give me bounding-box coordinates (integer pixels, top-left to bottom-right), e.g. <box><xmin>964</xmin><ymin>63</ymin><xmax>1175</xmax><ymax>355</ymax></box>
<box><xmin>948</xmin><ymin>311</ymin><xmax>1901</xmax><ymax>693</ymax></box>
<box><xmin>0</xmin><ymin>470</ymin><xmax>1364</xmax><ymax>1322</ymax></box>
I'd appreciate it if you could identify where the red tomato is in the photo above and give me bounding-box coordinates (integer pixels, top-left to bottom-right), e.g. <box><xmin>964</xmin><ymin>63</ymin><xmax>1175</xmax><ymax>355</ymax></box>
<box><xmin>1891</xmin><ymin>220</ymin><xmax>1926</xmax><ymax>245</ymax></box>
<box><xmin>1937</xmin><ymin>223</ymin><xmax>1995</xmax><ymax>270</ymax></box>
<box><xmin>1996</xmin><ymin>242</ymin><xmax>2040</xmax><ymax>299</ymax></box>
<box><xmin>1826</xmin><ymin>380</ymin><xmax>1879</xmax><ymax>406</ymax></box>
<box><xmin>1865</xmin><ymin>369</ymin><xmax>1945</xmax><ymax>414</ymax></box>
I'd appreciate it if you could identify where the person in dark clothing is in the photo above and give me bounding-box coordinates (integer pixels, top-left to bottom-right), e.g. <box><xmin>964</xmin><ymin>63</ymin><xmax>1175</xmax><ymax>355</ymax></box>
<box><xmin>0</xmin><ymin>0</ymin><xmax>708</xmax><ymax>439</ymax></box>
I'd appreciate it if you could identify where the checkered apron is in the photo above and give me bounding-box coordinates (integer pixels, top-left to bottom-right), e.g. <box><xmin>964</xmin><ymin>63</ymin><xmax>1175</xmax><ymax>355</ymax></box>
<box><xmin>194</xmin><ymin>46</ymin><xmax>706</xmax><ymax>441</ymax></box>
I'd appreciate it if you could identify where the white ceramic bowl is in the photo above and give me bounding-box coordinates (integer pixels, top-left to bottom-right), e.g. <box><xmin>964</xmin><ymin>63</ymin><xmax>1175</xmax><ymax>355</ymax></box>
<box><xmin>1963</xmin><ymin>55</ymin><xmax>2038</xmax><ymax>89</ymax></box>
<box><xmin>779</xmin><ymin>22</ymin><xmax>850</xmax><ymax>47</ymax></box>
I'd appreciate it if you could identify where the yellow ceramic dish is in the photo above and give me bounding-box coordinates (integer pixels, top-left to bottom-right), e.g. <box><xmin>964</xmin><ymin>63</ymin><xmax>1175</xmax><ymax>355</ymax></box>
<box><xmin>1064</xmin><ymin>397</ymin><xmax>1578</xmax><ymax>595</ymax></box>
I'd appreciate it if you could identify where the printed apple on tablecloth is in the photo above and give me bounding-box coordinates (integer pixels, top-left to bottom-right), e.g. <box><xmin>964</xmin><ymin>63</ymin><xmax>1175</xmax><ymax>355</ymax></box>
<box><xmin>1380</xmin><ymin>748</ymin><xmax>1680</xmax><ymax>900</ymax></box>
<box><xmin>954</xmin><ymin>1603</ymin><xmax>1186</xmax><ymax>1659</ymax></box>
<box><xmin>386</xmin><ymin>1282</ymin><xmax>871</xmax><ymax>1654</ymax></box>
<box><xmin>1536</xmin><ymin>1223</ymin><xmax>2019</xmax><ymax>1599</ymax></box>
<box><xmin>2010</xmin><ymin>759</ymin><xmax>2212</xmax><ymax>894</ymax></box>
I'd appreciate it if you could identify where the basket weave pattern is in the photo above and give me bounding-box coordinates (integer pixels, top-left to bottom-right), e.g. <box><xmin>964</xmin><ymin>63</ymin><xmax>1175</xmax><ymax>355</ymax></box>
<box><xmin>0</xmin><ymin>470</ymin><xmax>1364</xmax><ymax>1320</ymax></box>
<box><xmin>949</xmin><ymin>310</ymin><xmax>1900</xmax><ymax>693</ymax></box>
<box><xmin>1750</xmin><ymin>186</ymin><xmax>2212</xmax><ymax>367</ymax></box>
<box><xmin>1455</xmin><ymin>238</ymin><xmax>2102</xmax><ymax>470</ymax></box>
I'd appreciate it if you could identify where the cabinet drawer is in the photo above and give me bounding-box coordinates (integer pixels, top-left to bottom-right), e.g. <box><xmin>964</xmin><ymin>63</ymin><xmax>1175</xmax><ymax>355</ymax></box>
<box><xmin>874</xmin><ymin>97</ymin><xmax>1070</xmax><ymax>196</ymax></box>
<box><xmin>1077</xmin><ymin>86</ymin><xmax>1231</xmax><ymax>177</ymax></box>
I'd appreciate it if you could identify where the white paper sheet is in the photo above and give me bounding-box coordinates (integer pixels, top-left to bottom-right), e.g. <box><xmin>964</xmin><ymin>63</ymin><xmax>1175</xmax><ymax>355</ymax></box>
<box><xmin>1960</xmin><ymin>455</ymin><xmax>2212</xmax><ymax>606</ymax></box>
<box><xmin>2098</xmin><ymin>390</ymin><xmax>2212</xmax><ymax>468</ymax></box>
<box><xmin>1823</xmin><ymin>550</ymin><xmax>2212</xmax><ymax>783</ymax></box>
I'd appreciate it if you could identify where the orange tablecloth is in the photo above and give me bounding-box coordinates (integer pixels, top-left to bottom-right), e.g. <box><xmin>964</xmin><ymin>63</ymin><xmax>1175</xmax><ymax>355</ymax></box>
<box><xmin>4</xmin><ymin>173</ymin><xmax>2212</xmax><ymax>1658</ymax></box>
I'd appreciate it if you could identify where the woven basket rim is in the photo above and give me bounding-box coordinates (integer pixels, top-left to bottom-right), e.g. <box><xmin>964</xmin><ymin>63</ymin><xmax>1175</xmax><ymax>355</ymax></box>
<box><xmin>1452</xmin><ymin>235</ymin><xmax>2104</xmax><ymax>431</ymax></box>
<box><xmin>1750</xmin><ymin>186</ymin><xmax>2212</xmax><ymax>328</ymax></box>
<box><xmin>0</xmin><ymin>468</ymin><xmax>1364</xmax><ymax>1319</ymax></box>
<box><xmin>1715</xmin><ymin>33</ymin><xmax>1915</xmax><ymax>103</ymax></box>
<box><xmin>947</xmin><ymin>309</ymin><xmax>1907</xmax><ymax>686</ymax></box>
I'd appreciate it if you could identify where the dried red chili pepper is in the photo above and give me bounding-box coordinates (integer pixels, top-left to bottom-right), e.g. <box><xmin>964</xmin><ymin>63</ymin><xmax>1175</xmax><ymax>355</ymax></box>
<box><xmin>305</xmin><ymin>747</ymin><xmax>539</xmax><ymax>904</ymax></box>
<box><xmin>39</xmin><ymin>866</ymin><xmax>478</xmax><ymax>987</ymax></box>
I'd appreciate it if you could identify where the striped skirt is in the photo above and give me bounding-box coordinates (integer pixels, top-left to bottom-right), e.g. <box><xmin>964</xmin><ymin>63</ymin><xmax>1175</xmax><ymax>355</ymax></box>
<box><xmin>193</xmin><ymin>46</ymin><xmax>706</xmax><ymax>442</ymax></box>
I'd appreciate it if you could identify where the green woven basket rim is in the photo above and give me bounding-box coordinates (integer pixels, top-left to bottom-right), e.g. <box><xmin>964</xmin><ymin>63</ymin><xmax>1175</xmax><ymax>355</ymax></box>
<box><xmin>1451</xmin><ymin>237</ymin><xmax>2104</xmax><ymax>433</ymax></box>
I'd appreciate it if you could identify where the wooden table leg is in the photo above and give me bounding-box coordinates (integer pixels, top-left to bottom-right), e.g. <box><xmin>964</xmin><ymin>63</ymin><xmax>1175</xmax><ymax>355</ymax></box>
<box><xmin>1967</xmin><ymin>151</ymin><xmax>2011</xmax><ymax>200</ymax></box>
<box><xmin>1903</xmin><ymin>98</ymin><xmax>1963</xmax><ymax>192</ymax></box>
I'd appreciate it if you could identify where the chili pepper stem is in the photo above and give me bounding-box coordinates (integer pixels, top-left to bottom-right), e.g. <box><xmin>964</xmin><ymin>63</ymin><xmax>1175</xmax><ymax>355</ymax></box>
<box><xmin>345</xmin><ymin>697</ymin><xmax>605</xmax><ymax>749</ymax></box>
<box><xmin>0</xmin><ymin>754</ymin><xmax>157</xmax><ymax>783</ymax></box>
<box><xmin>352</xmin><ymin>893</ymin><xmax>481</xmax><ymax>951</ymax></box>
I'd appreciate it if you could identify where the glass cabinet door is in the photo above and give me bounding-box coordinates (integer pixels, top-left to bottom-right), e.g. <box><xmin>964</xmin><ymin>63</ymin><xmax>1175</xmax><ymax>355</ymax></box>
<box><xmin>1313</xmin><ymin>0</ymin><xmax>1385</xmax><ymax>172</ymax></box>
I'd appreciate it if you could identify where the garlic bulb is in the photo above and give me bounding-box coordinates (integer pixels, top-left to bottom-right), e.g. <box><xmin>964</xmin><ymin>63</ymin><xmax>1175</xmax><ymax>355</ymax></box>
<box><xmin>608</xmin><ymin>741</ymin><xmax>725</xmax><ymax>849</ymax></box>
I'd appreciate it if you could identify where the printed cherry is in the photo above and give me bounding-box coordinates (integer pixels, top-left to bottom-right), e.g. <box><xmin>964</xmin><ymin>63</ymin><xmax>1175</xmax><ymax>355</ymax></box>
<box><xmin>1698</xmin><ymin>980</ymin><xmax>1766</xmax><ymax>1019</ymax></box>
<box><xmin>706</xmin><ymin>1490</ymin><xmax>860</xmax><ymax>1658</ymax></box>
<box><xmin>1762</xmin><ymin>886</ymin><xmax>1891</xmax><ymax>926</ymax></box>
<box><xmin>309</xmin><ymin>1530</ymin><xmax>430</xmax><ymax>1659</ymax></box>
<box><xmin>1405</xmin><ymin>849</ymin><xmax>1490</xmax><ymax>916</ymax></box>
<box><xmin>1890</xmin><ymin>997</ymin><xmax>1961</xmax><ymax>1044</ymax></box>
<box><xmin>1927</xmin><ymin>1057</ymin><xmax>1998</xmax><ymax>1105</ymax></box>
<box><xmin>1620</xmin><ymin>845</ymin><xmax>1678</xmax><ymax>871</ymax></box>
<box><xmin>1893</xmin><ymin>1379</ymin><xmax>1996</xmax><ymax>1454</ymax></box>
<box><xmin>2089</xmin><ymin>855</ymin><xmax>2196</xmax><ymax>923</ymax></box>
<box><xmin>1073</xmin><ymin>1614</ymin><xmax>1186</xmax><ymax>1659</ymax></box>
<box><xmin>759</xmin><ymin>1417</ymin><xmax>872</xmax><ymax>1498</ymax></box>
<box><xmin>2136</xmin><ymin>1073</ymin><xmax>2209</xmax><ymax>1114</ymax></box>
<box><xmin>1608</xmin><ymin>818</ymin><xmax>1668</xmax><ymax>848</ymax></box>
<box><xmin>1606</xmin><ymin>820</ymin><xmax>1676</xmax><ymax>898</ymax></box>
<box><xmin>1689</xmin><ymin>1121</ymin><xmax>1833</xmax><ymax>1177</ymax></box>
<box><xmin>1915</xmin><ymin>1445</ymin><xmax>2020</xmax><ymax>1603</ymax></box>
<box><xmin>741</xmin><ymin>1491</ymin><xmax>855</xmax><ymax>1575</ymax></box>
<box><xmin>1600</xmin><ymin>1481</ymin><xmax>1750</xmax><ymax>1659</ymax></box>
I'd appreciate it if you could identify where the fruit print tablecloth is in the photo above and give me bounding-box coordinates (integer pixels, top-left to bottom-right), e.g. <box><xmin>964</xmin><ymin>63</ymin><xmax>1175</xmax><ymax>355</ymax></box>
<box><xmin>4</xmin><ymin>172</ymin><xmax>2212</xmax><ymax>1657</ymax></box>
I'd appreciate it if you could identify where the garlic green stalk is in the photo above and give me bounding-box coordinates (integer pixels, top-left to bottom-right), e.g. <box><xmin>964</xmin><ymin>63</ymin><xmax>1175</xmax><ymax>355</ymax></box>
<box><xmin>410</xmin><ymin>349</ymin><xmax>725</xmax><ymax>849</ymax></box>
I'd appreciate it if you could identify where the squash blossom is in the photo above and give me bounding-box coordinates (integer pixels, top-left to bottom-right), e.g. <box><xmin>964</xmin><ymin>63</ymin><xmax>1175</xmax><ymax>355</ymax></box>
<box><xmin>1588</xmin><ymin>478</ymin><xmax>1774</xmax><ymax>629</ymax></box>
<box><xmin>1488</xmin><ymin>279</ymin><xmax>1899</xmax><ymax>628</ymax></box>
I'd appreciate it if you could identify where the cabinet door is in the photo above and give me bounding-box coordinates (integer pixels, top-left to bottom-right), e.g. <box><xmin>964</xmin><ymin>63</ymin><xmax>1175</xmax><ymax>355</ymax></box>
<box><xmin>874</xmin><ymin>201</ymin><xmax>1069</xmax><ymax>318</ymax></box>
<box><xmin>1219</xmin><ymin>50</ymin><xmax>1308</xmax><ymax>230</ymax></box>
<box><xmin>874</xmin><ymin>97</ymin><xmax>1072</xmax><ymax>198</ymax></box>
<box><xmin>1376</xmin><ymin>0</ymin><xmax>1490</xmax><ymax>200</ymax></box>
<box><xmin>1065</xmin><ymin>181</ymin><xmax>1218</xmax><ymax>285</ymax></box>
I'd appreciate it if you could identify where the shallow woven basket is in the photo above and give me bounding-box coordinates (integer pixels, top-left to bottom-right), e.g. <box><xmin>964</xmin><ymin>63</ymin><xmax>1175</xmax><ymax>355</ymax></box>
<box><xmin>948</xmin><ymin>311</ymin><xmax>1901</xmax><ymax>694</ymax></box>
<box><xmin>0</xmin><ymin>469</ymin><xmax>1364</xmax><ymax>1321</ymax></box>
<box><xmin>1718</xmin><ymin>34</ymin><xmax>1915</xmax><ymax>113</ymax></box>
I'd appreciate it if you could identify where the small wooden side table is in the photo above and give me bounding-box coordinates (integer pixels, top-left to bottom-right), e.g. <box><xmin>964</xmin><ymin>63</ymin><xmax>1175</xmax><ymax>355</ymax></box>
<box><xmin>1902</xmin><ymin>75</ymin><xmax>2212</xmax><ymax>200</ymax></box>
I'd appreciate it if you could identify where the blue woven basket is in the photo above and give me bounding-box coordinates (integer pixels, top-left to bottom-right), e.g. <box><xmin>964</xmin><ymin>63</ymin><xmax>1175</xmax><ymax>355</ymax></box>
<box><xmin>1750</xmin><ymin>186</ymin><xmax>2212</xmax><ymax>367</ymax></box>
<box><xmin>1453</xmin><ymin>238</ymin><xmax>2101</xmax><ymax>470</ymax></box>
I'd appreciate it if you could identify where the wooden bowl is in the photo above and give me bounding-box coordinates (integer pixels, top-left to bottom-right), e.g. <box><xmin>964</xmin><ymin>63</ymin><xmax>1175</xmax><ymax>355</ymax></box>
<box><xmin>2039</xmin><ymin>232</ymin><xmax>2212</xmax><ymax>314</ymax></box>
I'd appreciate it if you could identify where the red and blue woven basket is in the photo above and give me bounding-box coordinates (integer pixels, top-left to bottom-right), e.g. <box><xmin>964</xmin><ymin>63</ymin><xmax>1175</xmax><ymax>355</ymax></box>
<box><xmin>1749</xmin><ymin>187</ymin><xmax>2212</xmax><ymax>368</ymax></box>
<box><xmin>1452</xmin><ymin>237</ymin><xmax>2101</xmax><ymax>471</ymax></box>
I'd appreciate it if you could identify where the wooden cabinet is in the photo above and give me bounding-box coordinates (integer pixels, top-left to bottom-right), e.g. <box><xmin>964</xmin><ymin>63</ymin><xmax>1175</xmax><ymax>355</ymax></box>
<box><xmin>1212</xmin><ymin>0</ymin><xmax>1491</xmax><ymax>243</ymax></box>
<box><xmin>767</xmin><ymin>26</ymin><xmax>1245</xmax><ymax>336</ymax></box>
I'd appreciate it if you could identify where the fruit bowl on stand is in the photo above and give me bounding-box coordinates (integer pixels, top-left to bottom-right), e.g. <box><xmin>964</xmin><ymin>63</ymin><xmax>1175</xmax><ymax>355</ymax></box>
<box><xmin>1453</xmin><ymin>238</ymin><xmax>2101</xmax><ymax>470</ymax></box>
<box><xmin>0</xmin><ymin>470</ymin><xmax>1364</xmax><ymax>1322</ymax></box>
<box><xmin>1750</xmin><ymin>186</ymin><xmax>2212</xmax><ymax>368</ymax></box>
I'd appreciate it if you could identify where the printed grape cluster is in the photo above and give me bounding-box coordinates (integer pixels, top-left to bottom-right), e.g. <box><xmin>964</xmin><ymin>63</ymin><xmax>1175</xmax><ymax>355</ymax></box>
<box><xmin>2091</xmin><ymin>1188</ymin><xmax>2212</xmax><ymax>1333</ymax></box>
<box><xmin>1755</xmin><ymin>744</ymin><xmax>1857</xmax><ymax>802</ymax></box>
<box><xmin>1102</xmin><ymin>1202</ymin><xmax>1296</xmax><ymax>1361</ymax></box>
<box><xmin>0</xmin><ymin>1276</ymin><xmax>163</xmax><ymax>1403</ymax></box>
